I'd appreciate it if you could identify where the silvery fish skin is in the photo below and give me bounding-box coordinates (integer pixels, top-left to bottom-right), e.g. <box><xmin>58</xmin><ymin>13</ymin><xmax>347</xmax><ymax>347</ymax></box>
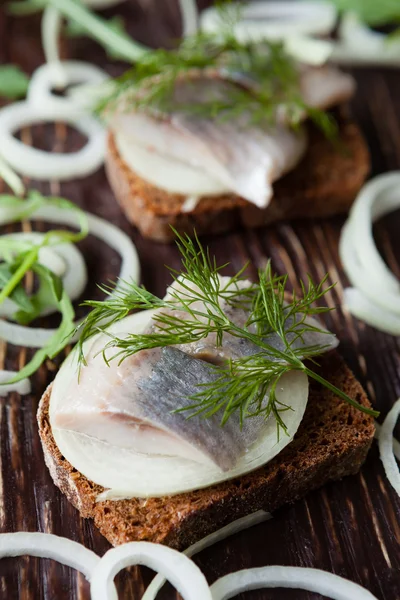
<box><xmin>109</xmin><ymin>65</ymin><xmax>354</xmax><ymax>208</ymax></box>
<box><xmin>53</xmin><ymin>341</ymin><xmax>269</xmax><ymax>471</ymax></box>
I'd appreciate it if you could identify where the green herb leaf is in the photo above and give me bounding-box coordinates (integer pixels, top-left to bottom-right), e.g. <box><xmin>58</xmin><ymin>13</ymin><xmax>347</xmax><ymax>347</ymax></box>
<box><xmin>7</xmin><ymin>279</ymin><xmax>75</xmax><ymax>383</ymax></box>
<box><xmin>47</xmin><ymin>0</ymin><xmax>146</xmax><ymax>62</ymax></box>
<box><xmin>65</xmin><ymin>14</ymin><xmax>131</xmax><ymax>60</ymax></box>
<box><xmin>0</xmin><ymin>65</ymin><xmax>29</xmax><ymax>99</ymax></box>
<box><xmin>0</xmin><ymin>263</ymin><xmax>34</xmax><ymax>313</ymax></box>
<box><xmin>0</xmin><ymin>191</ymin><xmax>89</xmax><ymax>383</ymax></box>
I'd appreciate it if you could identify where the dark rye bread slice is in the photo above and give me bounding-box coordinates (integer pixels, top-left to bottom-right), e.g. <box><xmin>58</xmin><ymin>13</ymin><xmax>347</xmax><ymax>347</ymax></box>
<box><xmin>38</xmin><ymin>351</ymin><xmax>374</xmax><ymax>550</ymax></box>
<box><xmin>105</xmin><ymin>110</ymin><xmax>370</xmax><ymax>242</ymax></box>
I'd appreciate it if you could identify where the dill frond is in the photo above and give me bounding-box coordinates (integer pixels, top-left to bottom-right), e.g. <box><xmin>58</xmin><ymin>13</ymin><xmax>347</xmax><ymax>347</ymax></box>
<box><xmin>76</xmin><ymin>231</ymin><xmax>379</xmax><ymax>433</ymax></box>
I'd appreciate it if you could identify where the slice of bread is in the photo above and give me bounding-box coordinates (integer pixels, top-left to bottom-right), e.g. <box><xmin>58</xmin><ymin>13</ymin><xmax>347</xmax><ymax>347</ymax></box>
<box><xmin>105</xmin><ymin>110</ymin><xmax>370</xmax><ymax>242</ymax></box>
<box><xmin>37</xmin><ymin>351</ymin><xmax>374</xmax><ymax>549</ymax></box>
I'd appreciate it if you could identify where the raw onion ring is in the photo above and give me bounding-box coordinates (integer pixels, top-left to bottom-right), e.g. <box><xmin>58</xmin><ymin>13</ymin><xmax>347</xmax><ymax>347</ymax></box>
<box><xmin>378</xmin><ymin>398</ymin><xmax>400</xmax><ymax>498</ymax></box>
<box><xmin>201</xmin><ymin>1</ymin><xmax>336</xmax><ymax>41</ymax></box>
<box><xmin>0</xmin><ymin>532</ymin><xmax>99</xmax><ymax>579</ymax></box>
<box><xmin>90</xmin><ymin>541</ymin><xmax>212</xmax><ymax>600</ymax></box>
<box><xmin>339</xmin><ymin>172</ymin><xmax>400</xmax><ymax>332</ymax></box>
<box><xmin>0</xmin><ymin>204</ymin><xmax>140</xmax><ymax>348</ymax></box>
<box><xmin>41</xmin><ymin>6</ymin><xmax>66</xmax><ymax>88</ymax></box>
<box><xmin>143</xmin><ymin>510</ymin><xmax>271</xmax><ymax>600</ymax></box>
<box><xmin>178</xmin><ymin>0</ymin><xmax>198</xmax><ymax>37</ymax></box>
<box><xmin>0</xmin><ymin>371</ymin><xmax>31</xmax><ymax>396</ymax></box>
<box><xmin>0</xmin><ymin>232</ymin><xmax>87</xmax><ymax>320</ymax></box>
<box><xmin>28</xmin><ymin>60</ymin><xmax>109</xmax><ymax>113</ymax></box>
<box><xmin>0</xmin><ymin>155</ymin><xmax>25</xmax><ymax>197</ymax></box>
<box><xmin>0</xmin><ymin>102</ymin><xmax>105</xmax><ymax>180</ymax></box>
<box><xmin>332</xmin><ymin>13</ymin><xmax>400</xmax><ymax>67</ymax></box>
<box><xmin>210</xmin><ymin>566</ymin><xmax>377</xmax><ymax>600</ymax></box>
<box><xmin>374</xmin><ymin>421</ymin><xmax>400</xmax><ymax>461</ymax></box>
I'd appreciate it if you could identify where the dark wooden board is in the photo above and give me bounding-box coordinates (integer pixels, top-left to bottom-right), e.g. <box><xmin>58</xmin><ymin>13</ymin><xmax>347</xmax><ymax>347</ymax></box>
<box><xmin>0</xmin><ymin>2</ymin><xmax>400</xmax><ymax>598</ymax></box>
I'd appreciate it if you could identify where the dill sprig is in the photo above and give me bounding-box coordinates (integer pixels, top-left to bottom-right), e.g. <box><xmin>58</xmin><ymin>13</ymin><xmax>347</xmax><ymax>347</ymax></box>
<box><xmin>76</xmin><ymin>232</ymin><xmax>379</xmax><ymax>433</ymax></box>
<box><xmin>99</xmin><ymin>10</ymin><xmax>336</xmax><ymax>138</ymax></box>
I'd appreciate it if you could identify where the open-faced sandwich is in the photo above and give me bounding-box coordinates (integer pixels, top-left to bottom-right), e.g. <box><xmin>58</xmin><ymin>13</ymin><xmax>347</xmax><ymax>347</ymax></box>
<box><xmin>103</xmin><ymin>30</ymin><xmax>370</xmax><ymax>242</ymax></box>
<box><xmin>38</xmin><ymin>234</ymin><xmax>376</xmax><ymax>548</ymax></box>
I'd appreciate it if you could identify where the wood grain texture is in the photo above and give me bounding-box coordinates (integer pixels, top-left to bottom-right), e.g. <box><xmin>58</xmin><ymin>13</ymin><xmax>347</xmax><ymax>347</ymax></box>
<box><xmin>0</xmin><ymin>2</ymin><xmax>399</xmax><ymax>598</ymax></box>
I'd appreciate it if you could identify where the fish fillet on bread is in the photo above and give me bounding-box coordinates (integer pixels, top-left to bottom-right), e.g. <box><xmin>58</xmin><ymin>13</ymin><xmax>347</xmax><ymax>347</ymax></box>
<box><xmin>105</xmin><ymin>65</ymin><xmax>369</xmax><ymax>242</ymax></box>
<box><xmin>37</xmin><ymin>278</ymin><xmax>375</xmax><ymax>548</ymax></box>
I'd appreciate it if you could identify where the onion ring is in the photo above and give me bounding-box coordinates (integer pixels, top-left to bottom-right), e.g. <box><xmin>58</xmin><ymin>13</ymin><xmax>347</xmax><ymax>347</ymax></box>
<box><xmin>0</xmin><ymin>102</ymin><xmax>105</xmax><ymax>180</ymax></box>
<box><xmin>0</xmin><ymin>204</ymin><xmax>140</xmax><ymax>348</ymax></box>
<box><xmin>339</xmin><ymin>172</ymin><xmax>400</xmax><ymax>332</ymax></box>
<box><xmin>332</xmin><ymin>13</ymin><xmax>400</xmax><ymax>67</ymax></box>
<box><xmin>374</xmin><ymin>421</ymin><xmax>400</xmax><ymax>462</ymax></box>
<box><xmin>41</xmin><ymin>6</ymin><xmax>66</xmax><ymax>89</ymax></box>
<box><xmin>143</xmin><ymin>510</ymin><xmax>271</xmax><ymax>600</ymax></box>
<box><xmin>0</xmin><ymin>155</ymin><xmax>25</xmax><ymax>197</ymax></box>
<box><xmin>0</xmin><ymin>371</ymin><xmax>31</xmax><ymax>395</ymax></box>
<box><xmin>0</xmin><ymin>532</ymin><xmax>99</xmax><ymax>579</ymax></box>
<box><xmin>90</xmin><ymin>541</ymin><xmax>212</xmax><ymax>600</ymax></box>
<box><xmin>210</xmin><ymin>566</ymin><xmax>377</xmax><ymax>600</ymax></box>
<box><xmin>178</xmin><ymin>0</ymin><xmax>198</xmax><ymax>37</ymax></box>
<box><xmin>28</xmin><ymin>60</ymin><xmax>109</xmax><ymax>113</ymax></box>
<box><xmin>201</xmin><ymin>1</ymin><xmax>337</xmax><ymax>42</ymax></box>
<box><xmin>378</xmin><ymin>398</ymin><xmax>400</xmax><ymax>498</ymax></box>
<box><xmin>0</xmin><ymin>232</ymin><xmax>87</xmax><ymax>320</ymax></box>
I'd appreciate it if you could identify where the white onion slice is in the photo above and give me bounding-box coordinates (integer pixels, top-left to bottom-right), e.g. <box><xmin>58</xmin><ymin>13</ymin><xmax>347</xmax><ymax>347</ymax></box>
<box><xmin>178</xmin><ymin>0</ymin><xmax>198</xmax><ymax>37</ymax></box>
<box><xmin>41</xmin><ymin>6</ymin><xmax>66</xmax><ymax>89</ymax></box>
<box><xmin>210</xmin><ymin>566</ymin><xmax>378</xmax><ymax>600</ymax></box>
<box><xmin>0</xmin><ymin>532</ymin><xmax>99</xmax><ymax>579</ymax></box>
<box><xmin>90</xmin><ymin>541</ymin><xmax>212</xmax><ymax>600</ymax></box>
<box><xmin>0</xmin><ymin>371</ymin><xmax>31</xmax><ymax>396</ymax></box>
<box><xmin>378</xmin><ymin>398</ymin><xmax>400</xmax><ymax>498</ymax></box>
<box><xmin>0</xmin><ymin>155</ymin><xmax>25</xmax><ymax>197</ymax></box>
<box><xmin>143</xmin><ymin>510</ymin><xmax>271</xmax><ymax>600</ymax></box>
<box><xmin>28</xmin><ymin>60</ymin><xmax>109</xmax><ymax>113</ymax></box>
<box><xmin>342</xmin><ymin>289</ymin><xmax>400</xmax><ymax>336</ymax></box>
<box><xmin>0</xmin><ymin>232</ymin><xmax>87</xmax><ymax>320</ymax></box>
<box><xmin>374</xmin><ymin>421</ymin><xmax>400</xmax><ymax>462</ymax></box>
<box><xmin>332</xmin><ymin>12</ymin><xmax>400</xmax><ymax>67</ymax></box>
<box><xmin>0</xmin><ymin>102</ymin><xmax>105</xmax><ymax>180</ymax></box>
<box><xmin>0</xmin><ymin>204</ymin><xmax>140</xmax><ymax>348</ymax></box>
<box><xmin>201</xmin><ymin>2</ymin><xmax>337</xmax><ymax>41</ymax></box>
<box><xmin>339</xmin><ymin>172</ymin><xmax>400</xmax><ymax>332</ymax></box>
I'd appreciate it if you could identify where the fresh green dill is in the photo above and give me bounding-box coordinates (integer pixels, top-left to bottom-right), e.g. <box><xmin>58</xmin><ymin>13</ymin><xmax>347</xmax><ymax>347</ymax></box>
<box><xmin>99</xmin><ymin>27</ymin><xmax>336</xmax><ymax>138</ymax></box>
<box><xmin>76</xmin><ymin>231</ymin><xmax>379</xmax><ymax>433</ymax></box>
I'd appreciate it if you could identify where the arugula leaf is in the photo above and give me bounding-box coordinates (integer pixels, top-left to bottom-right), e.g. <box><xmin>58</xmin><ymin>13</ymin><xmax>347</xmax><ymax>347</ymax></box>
<box><xmin>0</xmin><ymin>263</ymin><xmax>34</xmax><ymax>313</ymax></box>
<box><xmin>7</xmin><ymin>278</ymin><xmax>75</xmax><ymax>383</ymax></box>
<box><xmin>14</xmin><ymin>264</ymin><xmax>62</xmax><ymax>325</ymax></box>
<box><xmin>0</xmin><ymin>65</ymin><xmax>29</xmax><ymax>100</ymax></box>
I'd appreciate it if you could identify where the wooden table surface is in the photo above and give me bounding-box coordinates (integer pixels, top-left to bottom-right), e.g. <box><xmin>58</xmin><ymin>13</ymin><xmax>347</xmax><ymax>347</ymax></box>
<box><xmin>1</xmin><ymin>2</ymin><xmax>400</xmax><ymax>598</ymax></box>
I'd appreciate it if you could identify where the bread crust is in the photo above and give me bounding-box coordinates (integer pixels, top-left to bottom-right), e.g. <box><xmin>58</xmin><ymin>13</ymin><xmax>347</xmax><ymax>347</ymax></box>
<box><xmin>38</xmin><ymin>352</ymin><xmax>374</xmax><ymax>549</ymax></box>
<box><xmin>105</xmin><ymin>111</ymin><xmax>370</xmax><ymax>242</ymax></box>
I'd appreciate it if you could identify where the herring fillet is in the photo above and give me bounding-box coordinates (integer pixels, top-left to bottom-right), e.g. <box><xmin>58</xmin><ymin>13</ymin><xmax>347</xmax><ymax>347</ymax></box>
<box><xmin>109</xmin><ymin>65</ymin><xmax>354</xmax><ymax>208</ymax></box>
<box><xmin>53</xmin><ymin>277</ymin><xmax>339</xmax><ymax>473</ymax></box>
<box><xmin>52</xmin><ymin>342</ymin><xmax>271</xmax><ymax>472</ymax></box>
<box><xmin>110</xmin><ymin>74</ymin><xmax>307</xmax><ymax>208</ymax></box>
